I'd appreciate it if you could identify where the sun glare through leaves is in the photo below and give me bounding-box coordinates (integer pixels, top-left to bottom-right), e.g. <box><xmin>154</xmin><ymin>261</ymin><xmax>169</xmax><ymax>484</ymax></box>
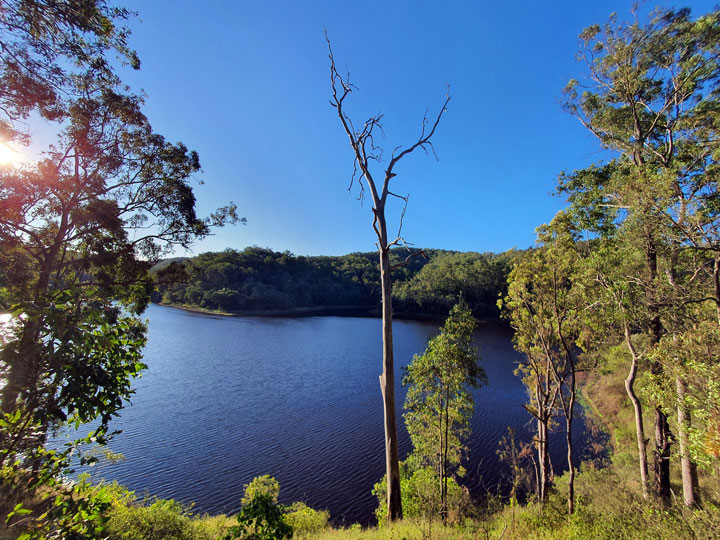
<box><xmin>0</xmin><ymin>142</ymin><xmax>21</xmax><ymax>166</ymax></box>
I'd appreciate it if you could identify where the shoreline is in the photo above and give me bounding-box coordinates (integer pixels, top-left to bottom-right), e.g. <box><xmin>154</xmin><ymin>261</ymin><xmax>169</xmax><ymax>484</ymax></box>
<box><xmin>153</xmin><ymin>301</ymin><xmax>505</xmax><ymax>325</ymax></box>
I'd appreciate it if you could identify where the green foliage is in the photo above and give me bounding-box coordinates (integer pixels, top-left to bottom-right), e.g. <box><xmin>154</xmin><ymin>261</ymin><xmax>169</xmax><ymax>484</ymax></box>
<box><xmin>0</xmin><ymin>2</ymin><xmax>238</xmax><ymax>535</ymax></box>
<box><xmin>284</xmin><ymin>502</ymin><xmax>329</xmax><ymax>538</ymax></box>
<box><xmin>398</xmin><ymin>302</ymin><xmax>484</xmax><ymax>521</ymax></box>
<box><xmin>645</xmin><ymin>321</ymin><xmax>720</xmax><ymax>470</ymax></box>
<box><xmin>489</xmin><ymin>467</ymin><xmax>720</xmax><ymax>540</ymax></box>
<box><xmin>403</xmin><ymin>302</ymin><xmax>485</xmax><ymax>472</ymax></box>
<box><xmin>1</xmin><ymin>473</ymin><xmax>112</xmax><ymax>540</ymax></box>
<box><xmin>242</xmin><ymin>475</ymin><xmax>280</xmax><ymax>506</ymax></box>
<box><xmin>394</xmin><ymin>251</ymin><xmax>518</xmax><ymax>318</ymax></box>
<box><xmin>106</xmin><ymin>499</ymin><xmax>194</xmax><ymax>540</ymax></box>
<box><xmin>100</xmin><ymin>482</ymin><xmax>233</xmax><ymax>540</ymax></box>
<box><xmin>0</xmin><ymin>0</ymin><xmax>140</xmax><ymax>143</ymax></box>
<box><xmin>223</xmin><ymin>495</ymin><xmax>292</xmax><ymax>540</ymax></box>
<box><xmin>501</xmin><ymin>215</ymin><xmax>592</xmax><ymax>511</ymax></box>
<box><xmin>496</xmin><ymin>427</ymin><xmax>535</xmax><ymax>505</ymax></box>
<box><xmin>558</xmin><ymin>5</ymin><xmax>720</xmax><ymax>504</ymax></box>
<box><xmin>221</xmin><ymin>476</ymin><xmax>312</xmax><ymax>540</ymax></box>
<box><xmin>372</xmin><ymin>462</ymin><xmax>469</xmax><ymax>526</ymax></box>
<box><xmin>152</xmin><ymin>247</ymin><xmax>514</xmax><ymax>318</ymax></box>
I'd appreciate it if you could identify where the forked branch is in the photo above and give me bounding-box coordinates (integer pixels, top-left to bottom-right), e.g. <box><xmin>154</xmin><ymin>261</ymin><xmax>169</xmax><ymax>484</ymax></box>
<box><xmin>326</xmin><ymin>30</ymin><xmax>450</xmax><ymax>223</ymax></box>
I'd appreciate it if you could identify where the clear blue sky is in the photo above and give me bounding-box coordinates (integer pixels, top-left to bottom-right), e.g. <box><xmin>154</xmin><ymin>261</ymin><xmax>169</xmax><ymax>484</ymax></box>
<box><xmin>117</xmin><ymin>0</ymin><xmax>717</xmax><ymax>256</ymax></box>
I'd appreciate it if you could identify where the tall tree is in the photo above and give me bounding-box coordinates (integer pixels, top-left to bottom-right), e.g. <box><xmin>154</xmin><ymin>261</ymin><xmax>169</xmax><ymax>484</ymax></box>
<box><xmin>584</xmin><ymin>237</ymin><xmax>652</xmax><ymax>498</ymax></box>
<box><xmin>0</xmin><ymin>5</ymin><xmax>238</xmax><ymax>536</ymax></box>
<box><xmin>560</xmin><ymin>6</ymin><xmax>720</xmax><ymax>504</ymax></box>
<box><xmin>403</xmin><ymin>302</ymin><xmax>485</xmax><ymax>521</ymax></box>
<box><xmin>327</xmin><ymin>36</ymin><xmax>449</xmax><ymax>521</ymax></box>
<box><xmin>501</xmin><ymin>261</ymin><xmax>558</xmax><ymax>503</ymax></box>
<box><xmin>502</xmin><ymin>214</ymin><xmax>587</xmax><ymax>514</ymax></box>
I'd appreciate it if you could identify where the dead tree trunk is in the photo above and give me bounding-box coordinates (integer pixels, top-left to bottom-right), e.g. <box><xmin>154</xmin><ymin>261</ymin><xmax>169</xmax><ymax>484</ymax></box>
<box><xmin>377</xmin><ymin>228</ymin><xmax>403</xmax><ymax>519</ymax></box>
<box><xmin>327</xmin><ymin>34</ymin><xmax>449</xmax><ymax>523</ymax></box>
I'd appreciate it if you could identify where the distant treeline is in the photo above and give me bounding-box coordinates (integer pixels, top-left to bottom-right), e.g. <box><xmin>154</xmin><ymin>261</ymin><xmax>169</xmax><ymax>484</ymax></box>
<box><xmin>151</xmin><ymin>247</ymin><xmax>520</xmax><ymax>318</ymax></box>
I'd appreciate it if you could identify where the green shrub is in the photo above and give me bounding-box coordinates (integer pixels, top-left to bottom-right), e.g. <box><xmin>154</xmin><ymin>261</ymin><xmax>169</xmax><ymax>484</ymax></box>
<box><xmin>102</xmin><ymin>483</ymin><xmax>232</xmax><ymax>540</ymax></box>
<box><xmin>284</xmin><ymin>502</ymin><xmax>329</xmax><ymax>538</ymax></box>
<box><xmin>106</xmin><ymin>498</ymin><xmax>195</xmax><ymax>540</ymax></box>
<box><xmin>241</xmin><ymin>475</ymin><xmax>280</xmax><ymax>505</ymax></box>
<box><xmin>373</xmin><ymin>463</ymin><xmax>470</xmax><ymax>525</ymax></box>
<box><xmin>222</xmin><ymin>494</ymin><xmax>292</xmax><ymax>540</ymax></box>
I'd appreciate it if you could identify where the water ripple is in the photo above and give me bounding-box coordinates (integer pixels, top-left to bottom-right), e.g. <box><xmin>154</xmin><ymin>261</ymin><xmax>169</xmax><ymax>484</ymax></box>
<box><xmin>78</xmin><ymin>306</ymin><xmax>583</xmax><ymax>525</ymax></box>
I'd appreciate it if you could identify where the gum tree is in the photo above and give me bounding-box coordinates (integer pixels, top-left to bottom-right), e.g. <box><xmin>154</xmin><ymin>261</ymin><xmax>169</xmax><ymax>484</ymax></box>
<box><xmin>502</xmin><ymin>214</ymin><xmax>588</xmax><ymax>514</ymax></box>
<box><xmin>560</xmin><ymin>6</ymin><xmax>720</xmax><ymax>505</ymax></box>
<box><xmin>584</xmin><ymin>237</ymin><xmax>652</xmax><ymax>498</ymax></box>
<box><xmin>327</xmin><ymin>36</ymin><xmax>449</xmax><ymax>521</ymax></box>
<box><xmin>403</xmin><ymin>302</ymin><xmax>485</xmax><ymax>521</ymax></box>
<box><xmin>0</xmin><ymin>4</ymin><xmax>238</xmax><ymax>536</ymax></box>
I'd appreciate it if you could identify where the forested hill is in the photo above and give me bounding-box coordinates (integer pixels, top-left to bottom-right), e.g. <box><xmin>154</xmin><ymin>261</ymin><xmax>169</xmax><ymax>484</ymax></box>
<box><xmin>151</xmin><ymin>246</ymin><xmax>520</xmax><ymax>318</ymax></box>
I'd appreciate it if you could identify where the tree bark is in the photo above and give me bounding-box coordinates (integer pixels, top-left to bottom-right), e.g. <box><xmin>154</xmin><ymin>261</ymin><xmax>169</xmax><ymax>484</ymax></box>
<box><xmin>378</xmin><ymin>239</ymin><xmax>402</xmax><ymax>522</ymax></box>
<box><xmin>537</xmin><ymin>414</ymin><xmax>551</xmax><ymax>502</ymax></box>
<box><xmin>624</xmin><ymin>325</ymin><xmax>649</xmax><ymax>498</ymax></box>
<box><xmin>676</xmin><ymin>376</ymin><xmax>698</xmax><ymax>507</ymax></box>
<box><xmin>653</xmin><ymin>403</ymin><xmax>672</xmax><ymax>503</ymax></box>
<box><xmin>441</xmin><ymin>386</ymin><xmax>449</xmax><ymax>522</ymax></box>
<box><xmin>565</xmin><ymin>398</ymin><xmax>575</xmax><ymax>515</ymax></box>
<box><xmin>1</xmin><ymin>220</ymin><xmax>67</xmax><ymax>415</ymax></box>
<box><xmin>646</xmin><ymin>232</ymin><xmax>672</xmax><ymax>504</ymax></box>
<box><xmin>327</xmin><ymin>43</ymin><xmax>448</xmax><ymax>522</ymax></box>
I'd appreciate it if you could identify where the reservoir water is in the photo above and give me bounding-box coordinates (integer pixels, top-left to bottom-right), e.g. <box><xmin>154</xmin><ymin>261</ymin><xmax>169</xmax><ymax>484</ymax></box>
<box><xmin>74</xmin><ymin>304</ymin><xmax>579</xmax><ymax>525</ymax></box>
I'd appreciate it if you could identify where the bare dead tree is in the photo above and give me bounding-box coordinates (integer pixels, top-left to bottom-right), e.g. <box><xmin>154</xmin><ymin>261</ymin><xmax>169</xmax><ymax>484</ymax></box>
<box><xmin>327</xmin><ymin>33</ymin><xmax>450</xmax><ymax>522</ymax></box>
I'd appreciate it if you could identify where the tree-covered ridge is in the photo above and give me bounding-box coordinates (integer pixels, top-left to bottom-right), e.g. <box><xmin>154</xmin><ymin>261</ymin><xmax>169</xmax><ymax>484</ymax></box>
<box><xmin>152</xmin><ymin>247</ymin><xmax>519</xmax><ymax>318</ymax></box>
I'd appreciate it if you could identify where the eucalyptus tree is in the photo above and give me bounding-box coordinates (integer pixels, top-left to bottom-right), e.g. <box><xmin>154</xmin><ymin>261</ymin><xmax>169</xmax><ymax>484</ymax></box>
<box><xmin>560</xmin><ymin>6</ymin><xmax>720</xmax><ymax>505</ymax></box>
<box><xmin>501</xmin><ymin>258</ymin><xmax>558</xmax><ymax>503</ymax></box>
<box><xmin>327</xmin><ymin>36</ymin><xmax>450</xmax><ymax>521</ymax></box>
<box><xmin>0</xmin><ymin>82</ymin><xmax>238</xmax><ymax>420</ymax></box>
<box><xmin>0</xmin><ymin>4</ymin><xmax>238</xmax><ymax>536</ymax></box>
<box><xmin>0</xmin><ymin>0</ymin><xmax>139</xmax><ymax>143</ymax></box>
<box><xmin>502</xmin><ymin>214</ymin><xmax>588</xmax><ymax>514</ymax></box>
<box><xmin>402</xmin><ymin>302</ymin><xmax>485</xmax><ymax>521</ymax></box>
<box><xmin>583</xmin><ymin>237</ymin><xmax>652</xmax><ymax>498</ymax></box>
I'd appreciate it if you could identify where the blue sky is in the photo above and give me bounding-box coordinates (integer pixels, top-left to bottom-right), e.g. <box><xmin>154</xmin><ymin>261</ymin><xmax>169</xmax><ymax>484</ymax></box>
<box><xmin>115</xmin><ymin>0</ymin><xmax>717</xmax><ymax>256</ymax></box>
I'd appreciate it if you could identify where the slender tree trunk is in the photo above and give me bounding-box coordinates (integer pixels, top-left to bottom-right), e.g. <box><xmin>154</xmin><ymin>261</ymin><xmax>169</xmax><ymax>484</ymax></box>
<box><xmin>676</xmin><ymin>376</ymin><xmax>698</xmax><ymax>507</ymax></box>
<box><xmin>624</xmin><ymin>325</ymin><xmax>649</xmax><ymax>498</ymax></box>
<box><xmin>562</xmin><ymin>354</ymin><xmax>576</xmax><ymax>515</ymax></box>
<box><xmin>653</xmin><ymin>403</ymin><xmax>672</xmax><ymax>503</ymax></box>
<box><xmin>438</xmin><ymin>407</ymin><xmax>444</xmax><ymax>515</ymax></box>
<box><xmin>1</xmin><ymin>333</ymin><xmax>35</xmax><ymax>415</ymax></box>
<box><xmin>1</xmin><ymin>233</ymin><xmax>66</xmax><ymax>416</ymax></box>
<box><xmin>441</xmin><ymin>388</ymin><xmax>449</xmax><ymax>522</ymax></box>
<box><xmin>530</xmin><ymin>453</ymin><xmax>539</xmax><ymax>499</ymax></box>
<box><xmin>714</xmin><ymin>257</ymin><xmax>720</xmax><ymax>325</ymax></box>
<box><xmin>537</xmin><ymin>415</ymin><xmax>551</xmax><ymax>502</ymax></box>
<box><xmin>565</xmin><ymin>402</ymin><xmax>575</xmax><ymax>515</ymax></box>
<box><xmin>2</xmin><ymin>297</ymin><xmax>48</xmax><ymax>414</ymax></box>
<box><xmin>378</xmin><ymin>240</ymin><xmax>402</xmax><ymax>521</ymax></box>
<box><xmin>646</xmin><ymin>233</ymin><xmax>672</xmax><ymax>503</ymax></box>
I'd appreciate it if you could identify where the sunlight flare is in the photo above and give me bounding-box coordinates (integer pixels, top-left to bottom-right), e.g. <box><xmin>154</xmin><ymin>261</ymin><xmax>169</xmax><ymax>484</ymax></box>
<box><xmin>0</xmin><ymin>142</ymin><xmax>22</xmax><ymax>166</ymax></box>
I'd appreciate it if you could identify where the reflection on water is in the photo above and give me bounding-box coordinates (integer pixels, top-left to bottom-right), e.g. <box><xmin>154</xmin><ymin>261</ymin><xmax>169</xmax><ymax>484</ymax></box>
<box><xmin>77</xmin><ymin>304</ymin><xmax>578</xmax><ymax>525</ymax></box>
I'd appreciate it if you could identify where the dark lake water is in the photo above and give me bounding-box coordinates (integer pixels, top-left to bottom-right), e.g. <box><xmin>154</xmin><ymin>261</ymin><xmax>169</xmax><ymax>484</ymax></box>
<box><xmin>69</xmin><ymin>304</ymin><xmax>581</xmax><ymax>525</ymax></box>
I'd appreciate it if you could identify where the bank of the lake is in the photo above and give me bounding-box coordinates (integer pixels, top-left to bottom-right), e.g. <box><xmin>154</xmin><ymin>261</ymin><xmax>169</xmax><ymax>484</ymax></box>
<box><xmin>155</xmin><ymin>300</ymin><xmax>507</xmax><ymax>322</ymax></box>
<box><xmin>154</xmin><ymin>301</ymin><xmax>379</xmax><ymax>319</ymax></box>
